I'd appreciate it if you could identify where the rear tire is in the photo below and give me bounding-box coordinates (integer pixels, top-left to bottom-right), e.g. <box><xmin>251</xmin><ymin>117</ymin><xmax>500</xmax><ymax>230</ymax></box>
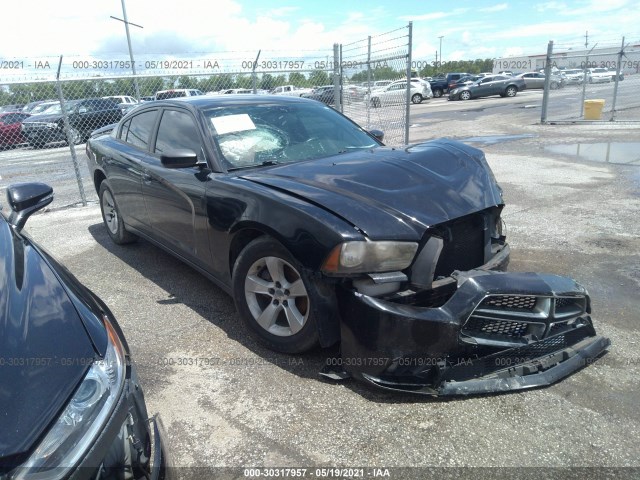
<box><xmin>99</xmin><ymin>182</ymin><xmax>137</xmax><ymax>245</ymax></box>
<box><xmin>432</xmin><ymin>88</ymin><xmax>443</xmax><ymax>98</ymax></box>
<box><xmin>411</xmin><ymin>93</ymin><xmax>423</xmax><ymax>104</ymax></box>
<box><xmin>505</xmin><ymin>86</ymin><xmax>518</xmax><ymax>97</ymax></box>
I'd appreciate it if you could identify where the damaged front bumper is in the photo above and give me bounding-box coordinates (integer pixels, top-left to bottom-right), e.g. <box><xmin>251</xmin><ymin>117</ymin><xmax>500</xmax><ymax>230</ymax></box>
<box><xmin>330</xmin><ymin>270</ymin><xmax>610</xmax><ymax>395</ymax></box>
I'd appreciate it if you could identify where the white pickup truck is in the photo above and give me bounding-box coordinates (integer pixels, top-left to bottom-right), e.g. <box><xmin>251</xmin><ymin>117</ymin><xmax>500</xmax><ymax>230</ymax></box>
<box><xmin>270</xmin><ymin>85</ymin><xmax>313</xmax><ymax>96</ymax></box>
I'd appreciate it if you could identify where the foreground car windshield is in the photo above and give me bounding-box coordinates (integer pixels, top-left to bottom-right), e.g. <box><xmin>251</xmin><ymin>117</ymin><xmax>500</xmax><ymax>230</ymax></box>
<box><xmin>204</xmin><ymin>102</ymin><xmax>379</xmax><ymax>169</ymax></box>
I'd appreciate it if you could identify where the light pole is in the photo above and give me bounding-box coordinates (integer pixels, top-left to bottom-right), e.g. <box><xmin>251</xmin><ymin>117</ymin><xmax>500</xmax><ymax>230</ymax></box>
<box><xmin>110</xmin><ymin>0</ymin><xmax>142</xmax><ymax>100</ymax></box>
<box><xmin>438</xmin><ymin>36</ymin><xmax>444</xmax><ymax>68</ymax></box>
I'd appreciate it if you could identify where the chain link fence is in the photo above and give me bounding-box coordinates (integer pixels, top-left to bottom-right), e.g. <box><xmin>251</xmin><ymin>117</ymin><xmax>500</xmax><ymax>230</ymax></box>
<box><xmin>0</xmin><ymin>25</ymin><xmax>413</xmax><ymax>207</ymax></box>
<box><xmin>539</xmin><ymin>37</ymin><xmax>640</xmax><ymax>123</ymax></box>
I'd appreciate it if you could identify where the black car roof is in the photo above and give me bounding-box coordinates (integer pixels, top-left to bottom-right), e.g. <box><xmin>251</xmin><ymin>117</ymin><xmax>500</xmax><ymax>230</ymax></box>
<box><xmin>154</xmin><ymin>94</ymin><xmax>313</xmax><ymax>109</ymax></box>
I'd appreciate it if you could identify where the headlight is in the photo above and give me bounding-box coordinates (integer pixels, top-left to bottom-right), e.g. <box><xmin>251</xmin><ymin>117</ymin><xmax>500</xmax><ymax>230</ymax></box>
<box><xmin>451</xmin><ymin>89</ymin><xmax>459</xmax><ymax>94</ymax></box>
<box><xmin>322</xmin><ymin>241</ymin><xmax>418</xmax><ymax>274</ymax></box>
<box><xmin>45</xmin><ymin>123</ymin><xmax>58</xmax><ymax>129</ymax></box>
<box><xmin>14</xmin><ymin>317</ymin><xmax>126</xmax><ymax>479</ymax></box>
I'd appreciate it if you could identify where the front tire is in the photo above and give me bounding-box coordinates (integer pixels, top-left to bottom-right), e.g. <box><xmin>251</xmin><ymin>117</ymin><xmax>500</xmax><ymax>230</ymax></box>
<box><xmin>459</xmin><ymin>90</ymin><xmax>472</xmax><ymax>101</ymax></box>
<box><xmin>99</xmin><ymin>182</ymin><xmax>137</xmax><ymax>245</ymax></box>
<box><xmin>232</xmin><ymin>237</ymin><xmax>322</xmax><ymax>353</ymax></box>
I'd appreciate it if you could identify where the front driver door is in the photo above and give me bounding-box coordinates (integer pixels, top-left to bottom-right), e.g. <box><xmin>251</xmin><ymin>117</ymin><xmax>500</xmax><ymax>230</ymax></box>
<box><xmin>140</xmin><ymin>107</ymin><xmax>211</xmax><ymax>266</ymax></box>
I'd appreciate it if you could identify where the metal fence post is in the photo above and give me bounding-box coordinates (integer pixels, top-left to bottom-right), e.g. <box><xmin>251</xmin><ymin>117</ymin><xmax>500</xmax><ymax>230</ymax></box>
<box><xmin>333</xmin><ymin>43</ymin><xmax>341</xmax><ymax>112</ymax></box>
<box><xmin>55</xmin><ymin>56</ymin><xmax>87</xmax><ymax>207</ymax></box>
<box><xmin>404</xmin><ymin>21</ymin><xmax>412</xmax><ymax>145</ymax></box>
<box><xmin>540</xmin><ymin>40</ymin><xmax>553</xmax><ymax>124</ymax></box>
<box><xmin>610</xmin><ymin>36</ymin><xmax>626</xmax><ymax>121</ymax></box>
<box><xmin>252</xmin><ymin>50</ymin><xmax>261</xmax><ymax>94</ymax></box>
<box><xmin>366</xmin><ymin>36</ymin><xmax>372</xmax><ymax>128</ymax></box>
<box><xmin>580</xmin><ymin>44</ymin><xmax>597</xmax><ymax>118</ymax></box>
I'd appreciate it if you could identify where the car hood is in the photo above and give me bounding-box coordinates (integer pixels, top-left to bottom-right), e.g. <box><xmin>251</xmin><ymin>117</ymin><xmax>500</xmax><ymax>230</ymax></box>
<box><xmin>22</xmin><ymin>112</ymin><xmax>64</xmax><ymax>123</ymax></box>
<box><xmin>241</xmin><ymin>139</ymin><xmax>504</xmax><ymax>240</ymax></box>
<box><xmin>0</xmin><ymin>219</ymin><xmax>97</xmax><ymax>461</ymax></box>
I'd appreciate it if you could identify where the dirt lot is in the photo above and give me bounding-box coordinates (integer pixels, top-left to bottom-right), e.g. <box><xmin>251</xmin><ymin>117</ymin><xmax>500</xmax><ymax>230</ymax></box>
<box><xmin>16</xmin><ymin>102</ymin><xmax>640</xmax><ymax>478</ymax></box>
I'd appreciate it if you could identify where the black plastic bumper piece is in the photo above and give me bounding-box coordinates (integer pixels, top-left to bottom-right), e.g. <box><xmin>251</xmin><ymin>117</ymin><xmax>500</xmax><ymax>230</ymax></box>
<box><xmin>361</xmin><ymin>334</ymin><xmax>610</xmax><ymax>396</ymax></box>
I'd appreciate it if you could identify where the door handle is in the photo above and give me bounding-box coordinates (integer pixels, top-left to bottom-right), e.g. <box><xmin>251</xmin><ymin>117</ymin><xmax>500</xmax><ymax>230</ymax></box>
<box><xmin>142</xmin><ymin>173</ymin><xmax>153</xmax><ymax>183</ymax></box>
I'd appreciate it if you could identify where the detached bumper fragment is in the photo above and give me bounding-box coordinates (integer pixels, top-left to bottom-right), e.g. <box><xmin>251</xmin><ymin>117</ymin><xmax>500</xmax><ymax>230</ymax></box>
<box><xmin>332</xmin><ymin>270</ymin><xmax>611</xmax><ymax>396</ymax></box>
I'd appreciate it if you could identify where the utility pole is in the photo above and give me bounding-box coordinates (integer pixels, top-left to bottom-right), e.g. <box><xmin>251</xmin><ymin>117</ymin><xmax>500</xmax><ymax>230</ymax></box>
<box><xmin>435</xmin><ymin>51</ymin><xmax>438</xmax><ymax>68</ymax></box>
<box><xmin>438</xmin><ymin>36</ymin><xmax>444</xmax><ymax>67</ymax></box>
<box><xmin>585</xmin><ymin>31</ymin><xmax>589</xmax><ymax>49</ymax></box>
<box><xmin>110</xmin><ymin>0</ymin><xmax>143</xmax><ymax>101</ymax></box>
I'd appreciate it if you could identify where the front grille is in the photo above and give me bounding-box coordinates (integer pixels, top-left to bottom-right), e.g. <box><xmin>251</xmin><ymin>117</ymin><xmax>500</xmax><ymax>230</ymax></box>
<box><xmin>463</xmin><ymin>317</ymin><xmax>528</xmax><ymax>338</ymax></box>
<box><xmin>481</xmin><ymin>295</ymin><xmax>536</xmax><ymax>310</ymax></box>
<box><xmin>461</xmin><ymin>294</ymin><xmax>588</xmax><ymax>348</ymax></box>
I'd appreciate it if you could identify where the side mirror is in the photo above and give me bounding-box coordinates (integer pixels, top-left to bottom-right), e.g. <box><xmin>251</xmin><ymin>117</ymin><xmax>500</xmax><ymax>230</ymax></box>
<box><xmin>6</xmin><ymin>182</ymin><xmax>54</xmax><ymax>232</ymax></box>
<box><xmin>160</xmin><ymin>149</ymin><xmax>199</xmax><ymax>169</ymax></box>
<box><xmin>368</xmin><ymin>129</ymin><xmax>384</xmax><ymax>143</ymax></box>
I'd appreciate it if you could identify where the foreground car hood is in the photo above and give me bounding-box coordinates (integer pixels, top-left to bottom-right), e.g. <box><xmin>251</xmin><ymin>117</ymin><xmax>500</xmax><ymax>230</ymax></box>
<box><xmin>0</xmin><ymin>221</ymin><xmax>96</xmax><ymax>460</ymax></box>
<box><xmin>241</xmin><ymin>139</ymin><xmax>503</xmax><ymax>239</ymax></box>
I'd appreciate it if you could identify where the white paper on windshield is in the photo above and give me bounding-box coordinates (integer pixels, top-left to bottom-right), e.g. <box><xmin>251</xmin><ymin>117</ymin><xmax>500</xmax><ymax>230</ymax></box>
<box><xmin>211</xmin><ymin>114</ymin><xmax>256</xmax><ymax>135</ymax></box>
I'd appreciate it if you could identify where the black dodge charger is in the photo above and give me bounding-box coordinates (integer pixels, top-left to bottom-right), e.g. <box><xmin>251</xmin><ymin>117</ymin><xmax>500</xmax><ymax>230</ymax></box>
<box><xmin>85</xmin><ymin>95</ymin><xmax>609</xmax><ymax>395</ymax></box>
<box><xmin>0</xmin><ymin>183</ymin><xmax>170</xmax><ymax>478</ymax></box>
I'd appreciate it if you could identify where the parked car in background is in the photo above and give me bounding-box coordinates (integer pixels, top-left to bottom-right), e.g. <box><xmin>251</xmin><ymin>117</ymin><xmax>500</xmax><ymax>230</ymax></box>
<box><xmin>0</xmin><ymin>112</ymin><xmax>30</xmax><ymax>147</ymax></box>
<box><xmin>516</xmin><ymin>72</ymin><xmax>564</xmax><ymax>89</ymax></box>
<box><xmin>449</xmin><ymin>75</ymin><xmax>525</xmax><ymax>100</ymax></box>
<box><xmin>84</xmin><ymin>95</ymin><xmax>610</xmax><ymax>395</ymax></box>
<box><xmin>586</xmin><ymin>68</ymin><xmax>612</xmax><ymax>84</ymax></box>
<box><xmin>370</xmin><ymin>80</ymin><xmax>426</xmax><ymax>106</ymax></box>
<box><xmin>0</xmin><ymin>182</ymin><xmax>171</xmax><ymax>479</ymax></box>
<box><xmin>606</xmin><ymin>68</ymin><xmax>624</xmax><ymax>81</ymax></box>
<box><xmin>0</xmin><ymin>104</ymin><xmax>25</xmax><ymax>113</ymax></box>
<box><xmin>21</xmin><ymin>98</ymin><xmax>123</xmax><ymax>148</ymax></box>
<box><xmin>429</xmin><ymin>73</ymin><xmax>470</xmax><ymax>98</ymax></box>
<box><xmin>448</xmin><ymin>75</ymin><xmax>481</xmax><ymax>90</ymax></box>
<box><xmin>563</xmin><ymin>69</ymin><xmax>585</xmax><ymax>85</ymax></box>
<box><xmin>28</xmin><ymin>100</ymin><xmax>59</xmax><ymax>115</ymax></box>
<box><xmin>271</xmin><ymin>85</ymin><xmax>314</xmax><ymax>96</ymax></box>
<box><xmin>103</xmin><ymin>95</ymin><xmax>138</xmax><ymax>105</ymax></box>
<box><xmin>22</xmin><ymin>100</ymin><xmax>52</xmax><ymax>114</ymax></box>
<box><xmin>141</xmin><ymin>95</ymin><xmax>155</xmax><ymax>102</ymax></box>
<box><xmin>154</xmin><ymin>88</ymin><xmax>204</xmax><ymax>100</ymax></box>
<box><xmin>301</xmin><ymin>85</ymin><xmax>336</xmax><ymax>105</ymax></box>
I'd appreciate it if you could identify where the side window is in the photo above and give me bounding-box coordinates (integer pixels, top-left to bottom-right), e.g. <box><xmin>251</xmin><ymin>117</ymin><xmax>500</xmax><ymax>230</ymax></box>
<box><xmin>155</xmin><ymin>109</ymin><xmax>204</xmax><ymax>160</ymax></box>
<box><xmin>125</xmin><ymin>110</ymin><xmax>158</xmax><ymax>150</ymax></box>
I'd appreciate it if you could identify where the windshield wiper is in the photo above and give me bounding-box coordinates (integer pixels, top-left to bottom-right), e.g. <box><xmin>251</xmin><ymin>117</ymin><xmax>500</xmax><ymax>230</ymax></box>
<box><xmin>227</xmin><ymin>160</ymin><xmax>280</xmax><ymax>172</ymax></box>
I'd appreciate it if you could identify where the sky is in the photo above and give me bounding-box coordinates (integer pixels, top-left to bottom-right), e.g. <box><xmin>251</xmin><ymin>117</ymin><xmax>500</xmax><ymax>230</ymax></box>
<box><xmin>1</xmin><ymin>0</ymin><xmax>638</xmax><ymax>78</ymax></box>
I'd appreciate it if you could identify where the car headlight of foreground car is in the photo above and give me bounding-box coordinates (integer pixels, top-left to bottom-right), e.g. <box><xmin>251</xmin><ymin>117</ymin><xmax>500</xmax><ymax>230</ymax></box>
<box><xmin>13</xmin><ymin>317</ymin><xmax>125</xmax><ymax>479</ymax></box>
<box><xmin>450</xmin><ymin>88</ymin><xmax>459</xmax><ymax>95</ymax></box>
<box><xmin>322</xmin><ymin>241</ymin><xmax>418</xmax><ymax>274</ymax></box>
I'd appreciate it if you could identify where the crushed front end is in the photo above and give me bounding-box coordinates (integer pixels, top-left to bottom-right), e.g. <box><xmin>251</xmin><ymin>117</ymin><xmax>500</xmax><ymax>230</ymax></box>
<box><xmin>332</xmin><ymin>270</ymin><xmax>610</xmax><ymax>395</ymax></box>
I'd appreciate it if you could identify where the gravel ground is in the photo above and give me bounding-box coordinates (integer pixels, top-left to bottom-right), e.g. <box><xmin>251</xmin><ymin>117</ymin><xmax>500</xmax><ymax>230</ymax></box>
<box><xmin>18</xmin><ymin>105</ymin><xmax>640</xmax><ymax>479</ymax></box>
